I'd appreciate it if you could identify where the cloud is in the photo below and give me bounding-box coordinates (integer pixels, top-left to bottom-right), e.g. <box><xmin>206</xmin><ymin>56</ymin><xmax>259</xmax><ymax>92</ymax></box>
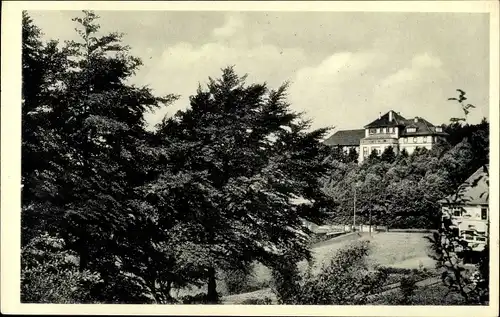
<box><xmin>141</xmin><ymin>21</ymin><xmax>309</xmax><ymax>129</ymax></box>
<box><xmin>286</xmin><ymin>51</ymin><xmax>464</xmax><ymax>133</ymax></box>
<box><xmin>212</xmin><ymin>14</ymin><xmax>244</xmax><ymax>39</ymax></box>
<box><xmin>287</xmin><ymin>51</ymin><xmax>384</xmax><ymax>131</ymax></box>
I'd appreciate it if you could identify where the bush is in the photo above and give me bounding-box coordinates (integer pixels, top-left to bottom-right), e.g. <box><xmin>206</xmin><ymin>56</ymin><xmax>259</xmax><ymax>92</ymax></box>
<box><xmin>220</xmin><ymin>263</ymin><xmax>270</xmax><ymax>295</ymax></box>
<box><xmin>241</xmin><ymin>297</ymin><xmax>273</xmax><ymax>305</ymax></box>
<box><xmin>21</xmin><ymin>233</ymin><xmax>102</xmax><ymax>303</ymax></box>
<box><xmin>399</xmin><ymin>274</ymin><xmax>418</xmax><ymax>304</ymax></box>
<box><xmin>271</xmin><ymin>240</ymin><xmax>387</xmax><ymax>305</ymax></box>
<box><xmin>181</xmin><ymin>292</ymin><xmax>220</xmax><ymax>304</ymax></box>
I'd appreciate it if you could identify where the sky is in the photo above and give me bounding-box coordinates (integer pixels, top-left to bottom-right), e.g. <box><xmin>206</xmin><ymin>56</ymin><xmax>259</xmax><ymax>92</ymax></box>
<box><xmin>28</xmin><ymin>10</ymin><xmax>490</xmax><ymax>133</ymax></box>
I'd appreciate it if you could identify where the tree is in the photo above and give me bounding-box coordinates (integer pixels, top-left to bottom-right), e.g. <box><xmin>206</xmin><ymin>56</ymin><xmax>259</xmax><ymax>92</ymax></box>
<box><xmin>21</xmin><ymin>11</ymin><xmax>71</xmax><ymax>245</ymax></box>
<box><xmin>271</xmin><ymin>240</ymin><xmax>387</xmax><ymax>304</ymax></box>
<box><xmin>151</xmin><ymin>67</ymin><xmax>335</xmax><ymax>302</ymax></box>
<box><xmin>427</xmin><ymin>90</ymin><xmax>489</xmax><ymax>305</ymax></box>
<box><xmin>380</xmin><ymin>146</ymin><xmax>396</xmax><ymax>163</ymax></box>
<box><xmin>21</xmin><ymin>11</ymin><xmax>177</xmax><ymax>303</ymax></box>
<box><xmin>347</xmin><ymin>147</ymin><xmax>358</xmax><ymax>163</ymax></box>
<box><xmin>367</xmin><ymin>149</ymin><xmax>380</xmax><ymax>162</ymax></box>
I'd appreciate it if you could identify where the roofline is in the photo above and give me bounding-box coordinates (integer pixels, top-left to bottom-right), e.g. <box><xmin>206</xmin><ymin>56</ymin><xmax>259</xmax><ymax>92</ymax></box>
<box><xmin>439</xmin><ymin>202</ymin><xmax>489</xmax><ymax>206</ymax></box>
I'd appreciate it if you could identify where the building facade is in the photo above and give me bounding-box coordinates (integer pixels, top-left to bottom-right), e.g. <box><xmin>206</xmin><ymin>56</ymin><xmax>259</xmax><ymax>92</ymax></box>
<box><xmin>358</xmin><ymin>110</ymin><xmax>448</xmax><ymax>162</ymax></box>
<box><xmin>440</xmin><ymin>166</ymin><xmax>489</xmax><ymax>253</ymax></box>
<box><xmin>323</xmin><ymin>110</ymin><xmax>448</xmax><ymax>163</ymax></box>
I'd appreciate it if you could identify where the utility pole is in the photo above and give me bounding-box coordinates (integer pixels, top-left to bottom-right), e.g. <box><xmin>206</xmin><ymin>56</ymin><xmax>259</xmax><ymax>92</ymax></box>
<box><xmin>353</xmin><ymin>185</ymin><xmax>357</xmax><ymax>232</ymax></box>
<box><xmin>369</xmin><ymin>208</ymin><xmax>372</xmax><ymax>237</ymax></box>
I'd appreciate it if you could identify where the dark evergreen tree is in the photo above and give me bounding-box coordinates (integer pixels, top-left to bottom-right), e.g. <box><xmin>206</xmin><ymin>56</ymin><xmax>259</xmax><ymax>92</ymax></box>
<box><xmin>151</xmin><ymin>67</ymin><xmax>334</xmax><ymax>302</ymax></box>
<box><xmin>380</xmin><ymin>146</ymin><xmax>396</xmax><ymax>163</ymax></box>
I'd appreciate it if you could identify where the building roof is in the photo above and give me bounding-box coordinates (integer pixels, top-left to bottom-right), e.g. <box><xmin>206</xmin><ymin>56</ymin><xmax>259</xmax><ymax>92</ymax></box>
<box><xmin>441</xmin><ymin>166</ymin><xmax>489</xmax><ymax>205</ymax></box>
<box><xmin>365</xmin><ymin>111</ymin><xmax>448</xmax><ymax>137</ymax></box>
<box><xmin>364</xmin><ymin>110</ymin><xmax>407</xmax><ymax>128</ymax></box>
<box><xmin>323</xmin><ymin>129</ymin><xmax>365</xmax><ymax>146</ymax></box>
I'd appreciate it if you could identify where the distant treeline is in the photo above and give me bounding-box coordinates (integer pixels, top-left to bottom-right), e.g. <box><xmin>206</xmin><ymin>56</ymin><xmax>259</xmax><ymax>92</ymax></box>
<box><xmin>322</xmin><ymin>119</ymin><xmax>489</xmax><ymax>229</ymax></box>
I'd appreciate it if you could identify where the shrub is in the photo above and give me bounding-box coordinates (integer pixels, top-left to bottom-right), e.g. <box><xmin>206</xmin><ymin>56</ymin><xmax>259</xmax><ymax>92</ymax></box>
<box><xmin>241</xmin><ymin>297</ymin><xmax>273</xmax><ymax>305</ymax></box>
<box><xmin>21</xmin><ymin>233</ymin><xmax>102</xmax><ymax>303</ymax></box>
<box><xmin>271</xmin><ymin>240</ymin><xmax>387</xmax><ymax>305</ymax></box>
<box><xmin>221</xmin><ymin>263</ymin><xmax>267</xmax><ymax>295</ymax></box>
<box><xmin>181</xmin><ymin>292</ymin><xmax>220</xmax><ymax>304</ymax></box>
<box><xmin>399</xmin><ymin>274</ymin><xmax>418</xmax><ymax>304</ymax></box>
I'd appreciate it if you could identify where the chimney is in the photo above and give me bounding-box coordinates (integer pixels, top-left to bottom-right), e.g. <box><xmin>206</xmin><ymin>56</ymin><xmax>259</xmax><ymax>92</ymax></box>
<box><xmin>379</xmin><ymin>112</ymin><xmax>382</xmax><ymax>119</ymax></box>
<box><xmin>414</xmin><ymin>117</ymin><xmax>418</xmax><ymax>123</ymax></box>
<box><xmin>389</xmin><ymin>110</ymin><xmax>393</xmax><ymax>122</ymax></box>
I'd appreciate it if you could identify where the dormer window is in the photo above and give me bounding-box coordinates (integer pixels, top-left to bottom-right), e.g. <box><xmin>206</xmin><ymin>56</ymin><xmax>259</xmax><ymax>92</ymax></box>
<box><xmin>435</xmin><ymin>127</ymin><xmax>443</xmax><ymax>132</ymax></box>
<box><xmin>407</xmin><ymin>127</ymin><xmax>417</xmax><ymax>133</ymax></box>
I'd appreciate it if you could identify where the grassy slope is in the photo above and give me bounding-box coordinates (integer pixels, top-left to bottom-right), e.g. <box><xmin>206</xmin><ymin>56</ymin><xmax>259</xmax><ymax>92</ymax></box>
<box><xmin>223</xmin><ymin>231</ymin><xmax>437</xmax><ymax>304</ymax></box>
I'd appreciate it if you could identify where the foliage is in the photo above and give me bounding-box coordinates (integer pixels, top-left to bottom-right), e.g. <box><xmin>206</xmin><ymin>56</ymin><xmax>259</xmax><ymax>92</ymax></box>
<box><xmin>21</xmin><ymin>10</ymin><xmax>177</xmax><ymax>303</ymax></box>
<box><xmin>323</xmin><ymin>119</ymin><xmax>489</xmax><ymax>229</ymax></box>
<box><xmin>271</xmin><ymin>241</ymin><xmax>387</xmax><ymax>304</ymax></box>
<box><xmin>149</xmin><ymin>66</ymin><xmax>335</xmax><ymax>302</ymax></box>
<box><xmin>221</xmin><ymin>263</ymin><xmax>269</xmax><ymax>295</ymax></box>
<box><xmin>21</xmin><ymin>233</ymin><xmax>102</xmax><ymax>303</ymax></box>
<box><xmin>399</xmin><ymin>273</ymin><xmax>418</xmax><ymax>304</ymax></box>
<box><xmin>426</xmin><ymin>91</ymin><xmax>489</xmax><ymax>305</ymax></box>
<box><xmin>240</xmin><ymin>297</ymin><xmax>273</xmax><ymax>305</ymax></box>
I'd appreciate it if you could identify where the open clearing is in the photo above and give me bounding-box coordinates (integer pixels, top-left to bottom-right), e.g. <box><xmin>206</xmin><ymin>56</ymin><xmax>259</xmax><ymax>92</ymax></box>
<box><xmin>222</xmin><ymin>231</ymin><xmax>437</xmax><ymax>304</ymax></box>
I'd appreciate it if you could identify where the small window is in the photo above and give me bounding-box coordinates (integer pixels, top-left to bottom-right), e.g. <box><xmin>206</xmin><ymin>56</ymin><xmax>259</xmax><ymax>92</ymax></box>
<box><xmin>369</xmin><ymin>128</ymin><xmax>376</xmax><ymax>134</ymax></box>
<box><xmin>436</xmin><ymin>127</ymin><xmax>442</xmax><ymax>132</ymax></box>
<box><xmin>403</xmin><ymin>138</ymin><xmax>408</xmax><ymax>143</ymax></box>
<box><xmin>423</xmin><ymin>136</ymin><xmax>427</xmax><ymax>142</ymax></box>
<box><xmin>452</xmin><ymin>207</ymin><xmax>462</xmax><ymax>217</ymax></box>
<box><xmin>376</xmin><ymin>128</ymin><xmax>380</xmax><ymax>133</ymax></box>
<box><xmin>413</xmin><ymin>137</ymin><xmax>417</xmax><ymax>143</ymax></box>
<box><xmin>407</xmin><ymin>127</ymin><xmax>416</xmax><ymax>133</ymax></box>
<box><xmin>481</xmin><ymin>208</ymin><xmax>487</xmax><ymax>220</ymax></box>
<box><xmin>381</xmin><ymin>128</ymin><xmax>386</xmax><ymax>133</ymax></box>
<box><xmin>463</xmin><ymin>230</ymin><xmax>475</xmax><ymax>241</ymax></box>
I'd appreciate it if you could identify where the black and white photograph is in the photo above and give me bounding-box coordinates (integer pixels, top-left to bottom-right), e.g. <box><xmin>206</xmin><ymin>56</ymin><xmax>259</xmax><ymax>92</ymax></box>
<box><xmin>1</xmin><ymin>1</ymin><xmax>498</xmax><ymax>315</ymax></box>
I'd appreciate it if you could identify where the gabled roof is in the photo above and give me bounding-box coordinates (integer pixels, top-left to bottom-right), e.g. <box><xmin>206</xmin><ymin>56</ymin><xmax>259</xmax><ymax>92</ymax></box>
<box><xmin>400</xmin><ymin>117</ymin><xmax>447</xmax><ymax>136</ymax></box>
<box><xmin>323</xmin><ymin>129</ymin><xmax>365</xmax><ymax>146</ymax></box>
<box><xmin>441</xmin><ymin>166</ymin><xmax>489</xmax><ymax>205</ymax></box>
<box><xmin>364</xmin><ymin>110</ymin><xmax>407</xmax><ymax>128</ymax></box>
<box><xmin>364</xmin><ymin>111</ymin><xmax>448</xmax><ymax>137</ymax></box>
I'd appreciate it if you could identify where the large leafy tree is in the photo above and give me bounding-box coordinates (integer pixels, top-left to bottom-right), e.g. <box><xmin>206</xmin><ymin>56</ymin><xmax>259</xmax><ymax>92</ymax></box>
<box><xmin>149</xmin><ymin>67</ymin><xmax>334</xmax><ymax>302</ymax></box>
<box><xmin>22</xmin><ymin>11</ymin><xmax>176</xmax><ymax>302</ymax></box>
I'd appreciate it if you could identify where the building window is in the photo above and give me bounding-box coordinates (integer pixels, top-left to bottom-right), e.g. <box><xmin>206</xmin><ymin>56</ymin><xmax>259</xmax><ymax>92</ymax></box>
<box><xmin>376</xmin><ymin>128</ymin><xmax>380</xmax><ymax>133</ymax></box>
<box><xmin>407</xmin><ymin>127</ymin><xmax>416</xmax><ymax>133</ymax></box>
<box><xmin>363</xmin><ymin>147</ymin><xmax>368</xmax><ymax>157</ymax></box>
<box><xmin>369</xmin><ymin>128</ymin><xmax>376</xmax><ymax>134</ymax></box>
<box><xmin>403</xmin><ymin>138</ymin><xmax>408</xmax><ymax>143</ymax></box>
<box><xmin>481</xmin><ymin>207</ymin><xmax>487</xmax><ymax>220</ymax></box>
<box><xmin>463</xmin><ymin>230</ymin><xmax>475</xmax><ymax>241</ymax></box>
<box><xmin>413</xmin><ymin>137</ymin><xmax>417</xmax><ymax>143</ymax></box>
<box><xmin>436</xmin><ymin>127</ymin><xmax>443</xmax><ymax>132</ymax></box>
<box><xmin>452</xmin><ymin>207</ymin><xmax>462</xmax><ymax>217</ymax></box>
<box><xmin>423</xmin><ymin>136</ymin><xmax>427</xmax><ymax>143</ymax></box>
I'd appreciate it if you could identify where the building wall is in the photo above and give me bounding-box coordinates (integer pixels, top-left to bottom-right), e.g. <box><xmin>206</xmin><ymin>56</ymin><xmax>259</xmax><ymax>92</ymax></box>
<box><xmin>341</xmin><ymin>146</ymin><xmax>359</xmax><ymax>154</ymax></box>
<box><xmin>359</xmin><ymin>137</ymin><xmax>399</xmax><ymax>162</ymax></box>
<box><xmin>398</xmin><ymin>135</ymin><xmax>435</xmax><ymax>154</ymax></box>
<box><xmin>442</xmin><ymin>205</ymin><xmax>489</xmax><ymax>250</ymax></box>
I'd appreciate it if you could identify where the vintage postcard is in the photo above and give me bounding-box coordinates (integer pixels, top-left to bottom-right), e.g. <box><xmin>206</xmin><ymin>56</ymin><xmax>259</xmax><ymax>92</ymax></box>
<box><xmin>1</xmin><ymin>1</ymin><xmax>499</xmax><ymax>316</ymax></box>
